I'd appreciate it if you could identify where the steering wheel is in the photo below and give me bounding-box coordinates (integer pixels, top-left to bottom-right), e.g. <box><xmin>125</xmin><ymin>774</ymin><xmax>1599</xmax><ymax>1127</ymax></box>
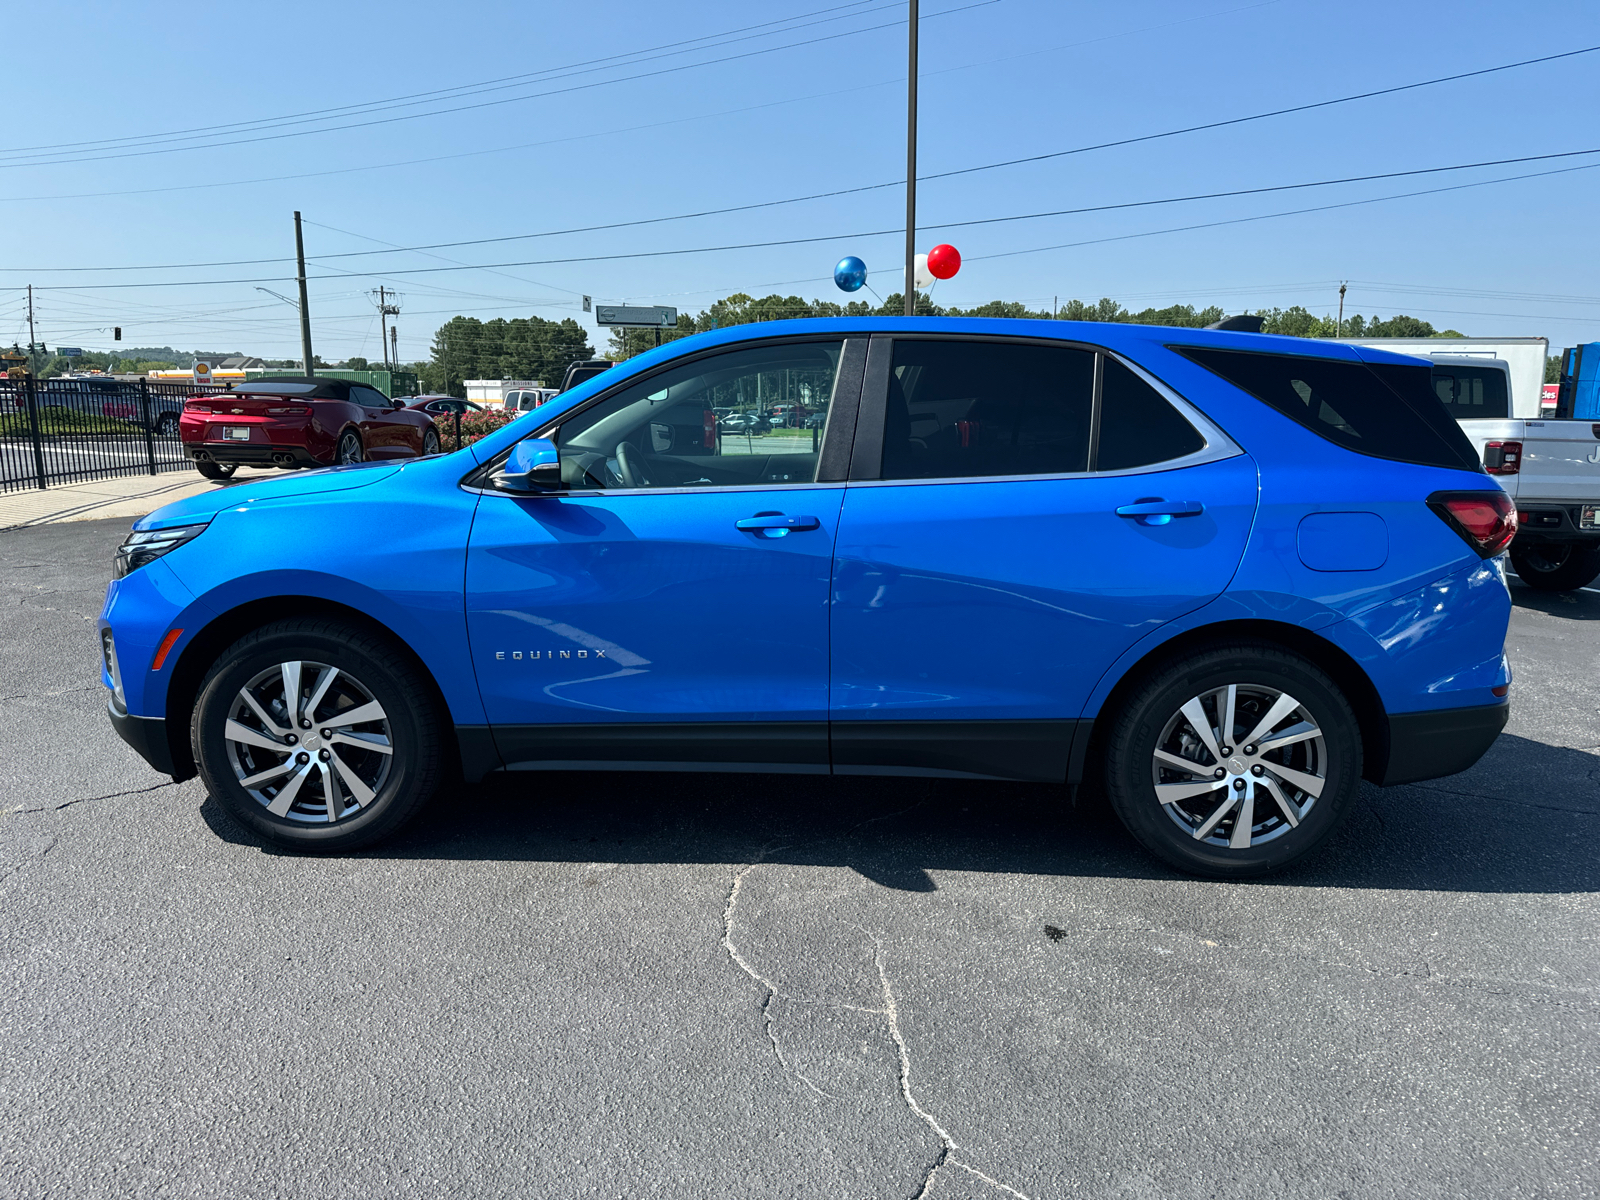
<box><xmin>615</xmin><ymin>440</ymin><xmax>650</xmax><ymax>488</ymax></box>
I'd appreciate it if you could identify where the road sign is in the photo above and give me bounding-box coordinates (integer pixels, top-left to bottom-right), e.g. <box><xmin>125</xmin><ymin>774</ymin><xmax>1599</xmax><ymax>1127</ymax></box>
<box><xmin>582</xmin><ymin>295</ymin><xmax>591</xmax><ymax>313</ymax></box>
<box><xmin>594</xmin><ymin>304</ymin><xmax>677</xmax><ymax>329</ymax></box>
<box><xmin>192</xmin><ymin>360</ymin><xmax>214</xmax><ymax>384</ymax></box>
<box><xmin>58</xmin><ymin>347</ymin><xmax>83</xmax><ymax>358</ymax></box>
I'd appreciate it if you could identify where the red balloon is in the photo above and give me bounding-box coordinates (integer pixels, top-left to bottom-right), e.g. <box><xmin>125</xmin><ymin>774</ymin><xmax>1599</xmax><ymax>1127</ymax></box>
<box><xmin>927</xmin><ymin>243</ymin><xmax>961</xmax><ymax>280</ymax></box>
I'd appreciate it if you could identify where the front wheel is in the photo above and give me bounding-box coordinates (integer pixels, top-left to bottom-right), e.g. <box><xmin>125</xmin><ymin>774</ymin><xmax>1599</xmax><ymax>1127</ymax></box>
<box><xmin>155</xmin><ymin>413</ymin><xmax>179</xmax><ymax>436</ymax></box>
<box><xmin>337</xmin><ymin>430</ymin><xmax>363</xmax><ymax>464</ymax></box>
<box><xmin>191</xmin><ymin>618</ymin><xmax>442</xmax><ymax>851</ymax></box>
<box><xmin>194</xmin><ymin>460</ymin><xmax>237</xmax><ymax>480</ymax></box>
<box><xmin>1103</xmin><ymin>642</ymin><xmax>1361</xmax><ymax>878</ymax></box>
<box><xmin>1509</xmin><ymin>541</ymin><xmax>1600</xmax><ymax>592</ymax></box>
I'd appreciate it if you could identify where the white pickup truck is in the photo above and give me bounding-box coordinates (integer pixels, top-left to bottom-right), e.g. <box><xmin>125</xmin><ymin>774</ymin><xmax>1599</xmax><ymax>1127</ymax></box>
<box><xmin>1341</xmin><ymin>337</ymin><xmax>1600</xmax><ymax>592</ymax></box>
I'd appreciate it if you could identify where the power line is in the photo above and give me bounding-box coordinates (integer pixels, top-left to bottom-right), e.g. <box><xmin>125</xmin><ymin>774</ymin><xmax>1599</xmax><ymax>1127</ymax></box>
<box><xmin>14</xmin><ymin>146</ymin><xmax>1600</xmax><ymax>279</ymax></box>
<box><xmin>0</xmin><ymin>0</ymin><xmax>886</xmax><ymax>157</ymax></box>
<box><xmin>0</xmin><ymin>1</ymin><xmax>998</xmax><ymax>170</ymax></box>
<box><xmin>0</xmin><ymin>0</ymin><xmax>1281</xmax><ymax>206</ymax></box>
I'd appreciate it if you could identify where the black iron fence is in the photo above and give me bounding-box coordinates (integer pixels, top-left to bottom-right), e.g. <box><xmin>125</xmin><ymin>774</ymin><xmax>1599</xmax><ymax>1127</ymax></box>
<box><xmin>0</xmin><ymin>377</ymin><xmax>230</xmax><ymax>494</ymax></box>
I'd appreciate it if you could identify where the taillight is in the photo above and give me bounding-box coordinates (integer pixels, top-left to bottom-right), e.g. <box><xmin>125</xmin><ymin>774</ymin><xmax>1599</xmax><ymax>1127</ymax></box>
<box><xmin>1427</xmin><ymin>490</ymin><xmax>1517</xmax><ymax>558</ymax></box>
<box><xmin>267</xmin><ymin>406</ymin><xmax>310</xmax><ymax>415</ymax></box>
<box><xmin>184</xmin><ymin>400</ymin><xmax>212</xmax><ymax>413</ymax></box>
<box><xmin>1483</xmin><ymin>440</ymin><xmax>1521</xmax><ymax>475</ymax></box>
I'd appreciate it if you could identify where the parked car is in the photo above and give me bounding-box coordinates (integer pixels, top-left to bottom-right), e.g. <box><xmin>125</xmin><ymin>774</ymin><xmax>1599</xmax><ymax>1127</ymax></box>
<box><xmin>407</xmin><ymin>395</ymin><xmax>484</xmax><ymax>418</ymax></box>
<box><xmin>717</xmin><ymin>411</ymin><xmax>769</xmax><ymax>435</ymax></box>
<box><xmin>178</xmin><ymin>378</ymin><xmax>439</xmax><ymax>480</ymax></box>
<box><xmin>103</xmin><ymin>318</ymin><xmax>1512</xmax><ymax>878</ymax></box>
<box><xmin>559</xmin><ymin>359</ymin><xmax>615</xmax><ymax>392</ymax></box>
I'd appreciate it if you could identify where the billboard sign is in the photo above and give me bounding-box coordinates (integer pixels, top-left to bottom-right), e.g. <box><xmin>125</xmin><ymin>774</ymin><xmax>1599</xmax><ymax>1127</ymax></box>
<box><xmin>594</xmin><ymin>305</ymin><xmax>677</xmax><ymax>328</ymax></box>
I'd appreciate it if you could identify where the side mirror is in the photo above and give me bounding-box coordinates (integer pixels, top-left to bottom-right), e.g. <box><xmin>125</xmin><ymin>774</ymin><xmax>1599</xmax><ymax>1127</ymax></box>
<box><xmin>391</xmin><ymin>398</ymin><xmax>405</xmax><ymax>409</ymax></box>
<box><xmin>496</xmin><ymin>437</ymin><xmax>560</xmax><ymax>493</ymax></box>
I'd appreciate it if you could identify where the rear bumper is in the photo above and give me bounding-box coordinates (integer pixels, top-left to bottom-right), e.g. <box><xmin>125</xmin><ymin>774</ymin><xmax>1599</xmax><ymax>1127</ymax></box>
<box><xmin>184</xmin><ymin>442</ymin><xmax>324</xmax><ymax>467</ymax></box>
<box><xmin>1379</xmin><ymin>700</ymin><xmax>1509</xmax><ymax>785</ymax></box>
<box><xmin>108</xmin><ymin>698</ymin><xmax>189</xmax><ymax>780</ymax></box>
<box><xmin>1512</xmin><ymin>503</ymin><xmax>1600</xmax><ymax>542</ymax></box>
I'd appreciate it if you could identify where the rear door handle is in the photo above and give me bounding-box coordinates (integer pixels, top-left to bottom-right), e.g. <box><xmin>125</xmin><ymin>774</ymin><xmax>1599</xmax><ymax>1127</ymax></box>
<box><xmin>1115</xmin><ymin>499</ymin><xmax>1204</xmax><ymax>526</ymax></box>
<box><xmin>737</xmin><ymin>513</ymin><xmax>821</xmax><ymax>536</ymax></box>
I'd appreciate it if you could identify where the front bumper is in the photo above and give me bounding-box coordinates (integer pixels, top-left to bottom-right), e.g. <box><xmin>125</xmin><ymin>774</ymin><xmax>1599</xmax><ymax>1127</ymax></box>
<box><xmin>1379</xmin><ymin>699</ymin><xmax>1510</xmax><ymax>785</ymax></box>
<box><xmin>108</xmin><ymin>698</ymin><xmax>187</xmax><ymax>779</ymax></box>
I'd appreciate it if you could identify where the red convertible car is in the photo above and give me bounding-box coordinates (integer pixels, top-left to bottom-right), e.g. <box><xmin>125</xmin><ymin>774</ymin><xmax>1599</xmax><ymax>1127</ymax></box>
<box><xmin>180</xmin><ymin>379</ymin><xmax>440</xmax><ymax>479</ymax></box>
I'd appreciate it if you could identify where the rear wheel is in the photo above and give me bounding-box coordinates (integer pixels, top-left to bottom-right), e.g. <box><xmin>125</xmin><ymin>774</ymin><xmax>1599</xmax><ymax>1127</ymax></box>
<box><xmin>1509</xmin><ymin>541</ymin><xmax>1600</xmax><ymax>592</ymax></box>
<box><xmin>338</xmin><ymin>430</ymin><xmax>363</xmax><ymax>464</ymax></box>
<box><xmin>194</xmin><ymin>460</ymin><xmax>236</xmax><ymax>480</ymax></box>
<box><xmin>422</xmin><ymin>427</ymin><xmax>441</xmax><ymax>456</ymax></box>
<box><xmin>191</xmin><ymin>618</ymin><xmax>442</xmax><ymax>851</ymax></box>
<box><xmin>1103</xmin><ymin>642</ymin><xmax>1361</xmax><ymax>878</ymax></box>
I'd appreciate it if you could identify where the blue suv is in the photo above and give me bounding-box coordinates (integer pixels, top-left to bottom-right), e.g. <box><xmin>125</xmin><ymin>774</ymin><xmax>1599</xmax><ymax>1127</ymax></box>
<box><xmin>99</xmin><ymin>319</ymin><xmax>1515</xmax><ymax>876</ymax></box>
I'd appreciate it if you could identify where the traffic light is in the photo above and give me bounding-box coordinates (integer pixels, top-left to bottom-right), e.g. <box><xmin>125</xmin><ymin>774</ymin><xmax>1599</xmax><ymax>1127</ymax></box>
<box><xmin>114</xmin><ymin>327</ymin><xmax>121</xmax><ymax>341</ymax></box>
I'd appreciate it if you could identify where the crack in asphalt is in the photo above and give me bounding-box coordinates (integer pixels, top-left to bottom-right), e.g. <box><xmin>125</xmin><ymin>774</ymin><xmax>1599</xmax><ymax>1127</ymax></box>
<box><xmin>8</xmin><ymin>780</ymin><xmax>176</xmax><ymax>816</ymax></box>
<box><xmin>0</xmin><ymin>835</ymin><xmax>58</xmax><ymax>887</ymax></box>
<box><xmin>718</xmin><ymin>814</ymin><xmax>1034</xmax><ymax>1198</ymax></box>
<box><xmin>1408</xmin><ymin>780</ymin><xmax>1600</xmax><ymax>816</ymax></box>
<box><xmin>0</xmin><ymin>685</ymin><xmax>100</xmax><ymax>704</ymax></box>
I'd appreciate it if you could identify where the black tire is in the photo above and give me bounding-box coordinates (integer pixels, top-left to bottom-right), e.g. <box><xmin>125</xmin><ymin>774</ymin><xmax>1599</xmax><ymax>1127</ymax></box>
<box><xmin>1103</xmin><ymin>641</ymin><xmax>1361</xmax><ymax>878</ymax></box>
<box><xmin>194</xmin><ymin>460</ymin><xmax>236</xmax><ymax>480</ymax></box>
<box><xmin>422</xmin><ymin>427</ymin><xmax>441</xmax><ymax>456</ymax></box>
<box><xmin>155</xmin><ymin>413</ymin><xmax>179</xmax><ymax>436</ymax></box>
<box><xmin>1509</xmin><ymin>541</ymin><xmax>1600</xmax><ymax>592</ymax></box>
<box><xmin>338</xmin><ymin>430</ymin><xmax>363</xmax><ymax>464</ymax></box>
<box><xmin>191</xmin><ymin>618</ymin><xmax>442</xmax><ymax>852</ymax></box>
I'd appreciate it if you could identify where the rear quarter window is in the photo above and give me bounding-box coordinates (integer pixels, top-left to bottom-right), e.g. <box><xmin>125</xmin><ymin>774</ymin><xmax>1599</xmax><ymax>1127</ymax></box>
<box><xmin>1173</xmin><ymin>346</ymin><xmax>1481</xmax><ymax>471</ymax></box>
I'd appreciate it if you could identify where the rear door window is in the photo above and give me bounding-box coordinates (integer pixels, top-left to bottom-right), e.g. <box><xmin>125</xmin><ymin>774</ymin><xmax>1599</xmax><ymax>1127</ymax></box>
<box><xmin>1430</xmin><ymin>364</ymin><xmax>1510</xmax><ymax>419</ymax></box>
<box><xmin>879</xmin><ymin>340</ymin><xmax>1094</xmax><ymax>480</ymax></box>
<box><xmin>1175</xmin><ymin>346</ymin><xmax>1480</xmax><ymax>471</ymax></box>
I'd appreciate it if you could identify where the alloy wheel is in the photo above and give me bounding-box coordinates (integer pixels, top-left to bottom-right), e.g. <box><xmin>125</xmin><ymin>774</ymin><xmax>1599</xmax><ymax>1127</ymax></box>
<box><xmin>1150</xmin><ymin>683</ymin><xmax>1326</xmax><ymax>849</ymax></box>
<box><xmin>339</xmin><ymin>432</ymin><xmax>362</xmax><ymax>464</ymax></box>
<box><xmin>222</xmin><ymin>659</ymin><xmax>393</xmax><ymax>823</ymax></box>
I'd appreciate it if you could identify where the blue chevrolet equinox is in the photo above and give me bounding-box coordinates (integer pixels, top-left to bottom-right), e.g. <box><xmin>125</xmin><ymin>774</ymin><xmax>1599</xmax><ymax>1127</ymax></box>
<box><xmin>100</xmin><ymin>319</ymin><xmax>1516</xmax><ymax>877</ymax></box>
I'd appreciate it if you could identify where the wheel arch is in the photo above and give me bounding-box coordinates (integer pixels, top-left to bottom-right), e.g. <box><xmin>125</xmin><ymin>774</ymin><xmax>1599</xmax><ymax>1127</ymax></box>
<box><xmin>161</xmin><ymin>595</ymin><xmax>456</xmax><ymax>782</ymax></box>
<box><xmin>1074</xmin><ymin>618</ymin><xmax>1391</xmax><ymax>788</ymax></box>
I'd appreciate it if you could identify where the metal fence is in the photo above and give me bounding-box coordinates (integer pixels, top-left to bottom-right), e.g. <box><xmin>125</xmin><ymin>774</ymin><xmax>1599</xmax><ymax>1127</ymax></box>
<box><xmin>0</xmin><ymin>377</ymin><xmax>229</xmax><ymax>494</ymax></box>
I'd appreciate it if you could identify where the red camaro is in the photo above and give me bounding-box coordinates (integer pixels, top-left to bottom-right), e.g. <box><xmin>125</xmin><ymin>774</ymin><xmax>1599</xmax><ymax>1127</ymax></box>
<box><xmin>180</xmin><ymin>379</ymin><xmax>440</xmax><ymax>479</ymax></box>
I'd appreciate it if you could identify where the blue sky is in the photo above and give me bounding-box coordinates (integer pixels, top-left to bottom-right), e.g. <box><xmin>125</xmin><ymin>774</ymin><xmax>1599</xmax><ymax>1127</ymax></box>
<box><xmin>3</xmin><ymin>0</ymin><xmax>1598</xmax><ymax>363</ymax></box>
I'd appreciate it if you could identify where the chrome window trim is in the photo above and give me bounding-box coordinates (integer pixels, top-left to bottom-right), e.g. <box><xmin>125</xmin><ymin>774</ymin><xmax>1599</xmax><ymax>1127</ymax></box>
<box><xmin>463</xmin><ymin>480</ymin><xmax>846</xmax><ymax>500</ymax></box>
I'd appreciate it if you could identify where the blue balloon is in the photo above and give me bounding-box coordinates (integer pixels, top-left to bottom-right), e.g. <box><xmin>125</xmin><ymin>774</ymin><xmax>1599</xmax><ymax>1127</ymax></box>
<box><xmin>833</xmin><ymin>256</ymin><xmax>868</xmax><ymax>293</ymax></box>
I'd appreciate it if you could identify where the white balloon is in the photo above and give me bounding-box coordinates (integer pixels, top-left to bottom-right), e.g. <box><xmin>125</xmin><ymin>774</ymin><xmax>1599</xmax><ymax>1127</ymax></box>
<box><xmin>912</xmin><ymin>252</ymin><xmax>934</xmax><ymax>290</ymax></box>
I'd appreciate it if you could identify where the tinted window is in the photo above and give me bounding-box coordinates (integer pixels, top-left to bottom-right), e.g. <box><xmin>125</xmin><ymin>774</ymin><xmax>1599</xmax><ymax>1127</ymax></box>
<box><xmin>349</xmin><ymin>385</ymin><xmax>389</xmax><ymax>407</ymax></box>
<box><xmin>553</xmin><ymin>340</ymin><xmax>843</xmax><ymax>489</ymax></box>
<box><xmin>880</xmin><ymin>340</ymin><xmax>1094</xmax><ymax>480</ymax></box>
<box><xmin>1430</xmin><ymin>364</ymin><xmax>1510</xmax><ymax>419</ymax></box>
<box><xmin>1097</xmin><ymin>357</ymin><xmax>1205</xmax><ymax>470</ymax></box>
<box><xmin>239</xmin><ymin>382</ymin><xmax>316</xmax><ymax>396</ymax></box>
<box><xmin>1175</xmin><ymin>347</ymin><xmax>1479</xmax><ymax>471</ymax></box>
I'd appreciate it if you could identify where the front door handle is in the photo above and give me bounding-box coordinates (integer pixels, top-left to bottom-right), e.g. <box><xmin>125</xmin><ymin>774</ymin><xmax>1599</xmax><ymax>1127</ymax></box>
<box><xmin>737</xmin><ymin>513</ymin><xmax>821</xmax><ymax>537</ymax></box>
<box><xmin>1115</xmin><ymin>498</ymin><xmax>1205</xmax><ymax>526</ymax></box>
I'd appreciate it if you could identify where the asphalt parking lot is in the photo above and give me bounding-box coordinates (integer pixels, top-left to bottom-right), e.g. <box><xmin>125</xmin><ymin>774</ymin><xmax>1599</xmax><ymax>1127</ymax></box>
<box><xmin>2</xmin><ymin>518</ymin><xmax>1595</xmax><ymax>1199</ymax></box>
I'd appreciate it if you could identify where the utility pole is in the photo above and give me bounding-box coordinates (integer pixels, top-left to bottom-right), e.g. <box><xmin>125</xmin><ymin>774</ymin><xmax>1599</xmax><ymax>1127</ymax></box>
<box><xmin>389</xmin><ymin>324</ymin><xmax>398</xmax><ymax>372</ymax></box>
<box><xmin>26</xmin><ymin>284</ymin><xmax>38</xmax><ymax>374</ymax></box>
<box><xmin>903</xmin><ymin>0</ymin><xmax>919</xmax><ymax>318</ymax></box>
<box><xmin>294</xmin><ymin>212</ymin><xmax>315</xmax><ymax>376</ymax></box>
<box><xmin>370</xmin><ymin>285</ymin><xmax>402</xmax><ymax>370</ymax></box>
<box><xmin>1337</xmin><ymin>281</ymin><xmax>1347</xmax><ymax>337</ymax></box>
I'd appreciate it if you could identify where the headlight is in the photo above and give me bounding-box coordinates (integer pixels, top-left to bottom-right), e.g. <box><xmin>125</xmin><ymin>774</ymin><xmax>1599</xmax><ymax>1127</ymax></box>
<box><xmin>112</xmin><ymin>524</ymin><xmax>207</xmax><ymax>579</ymax></box>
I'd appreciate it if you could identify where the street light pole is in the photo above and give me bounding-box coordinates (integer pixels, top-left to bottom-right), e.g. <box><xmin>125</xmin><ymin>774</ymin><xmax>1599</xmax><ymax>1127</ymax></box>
<box><xmin>903</xmin><ymin>0</ymin><xmax>919</xmax><ymax>318</ymax></box>
<box><xmin>293</xmin><ymin>212</ymin><xmax>315</xmax><ymax>377</ymax></box>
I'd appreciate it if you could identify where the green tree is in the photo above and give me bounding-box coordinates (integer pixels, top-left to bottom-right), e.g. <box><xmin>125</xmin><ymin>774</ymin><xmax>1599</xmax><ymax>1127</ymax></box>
<box><xmin>345</xmin><ymin>356</ymin><xmax>370</xmax><ymax>370</ymax></box>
